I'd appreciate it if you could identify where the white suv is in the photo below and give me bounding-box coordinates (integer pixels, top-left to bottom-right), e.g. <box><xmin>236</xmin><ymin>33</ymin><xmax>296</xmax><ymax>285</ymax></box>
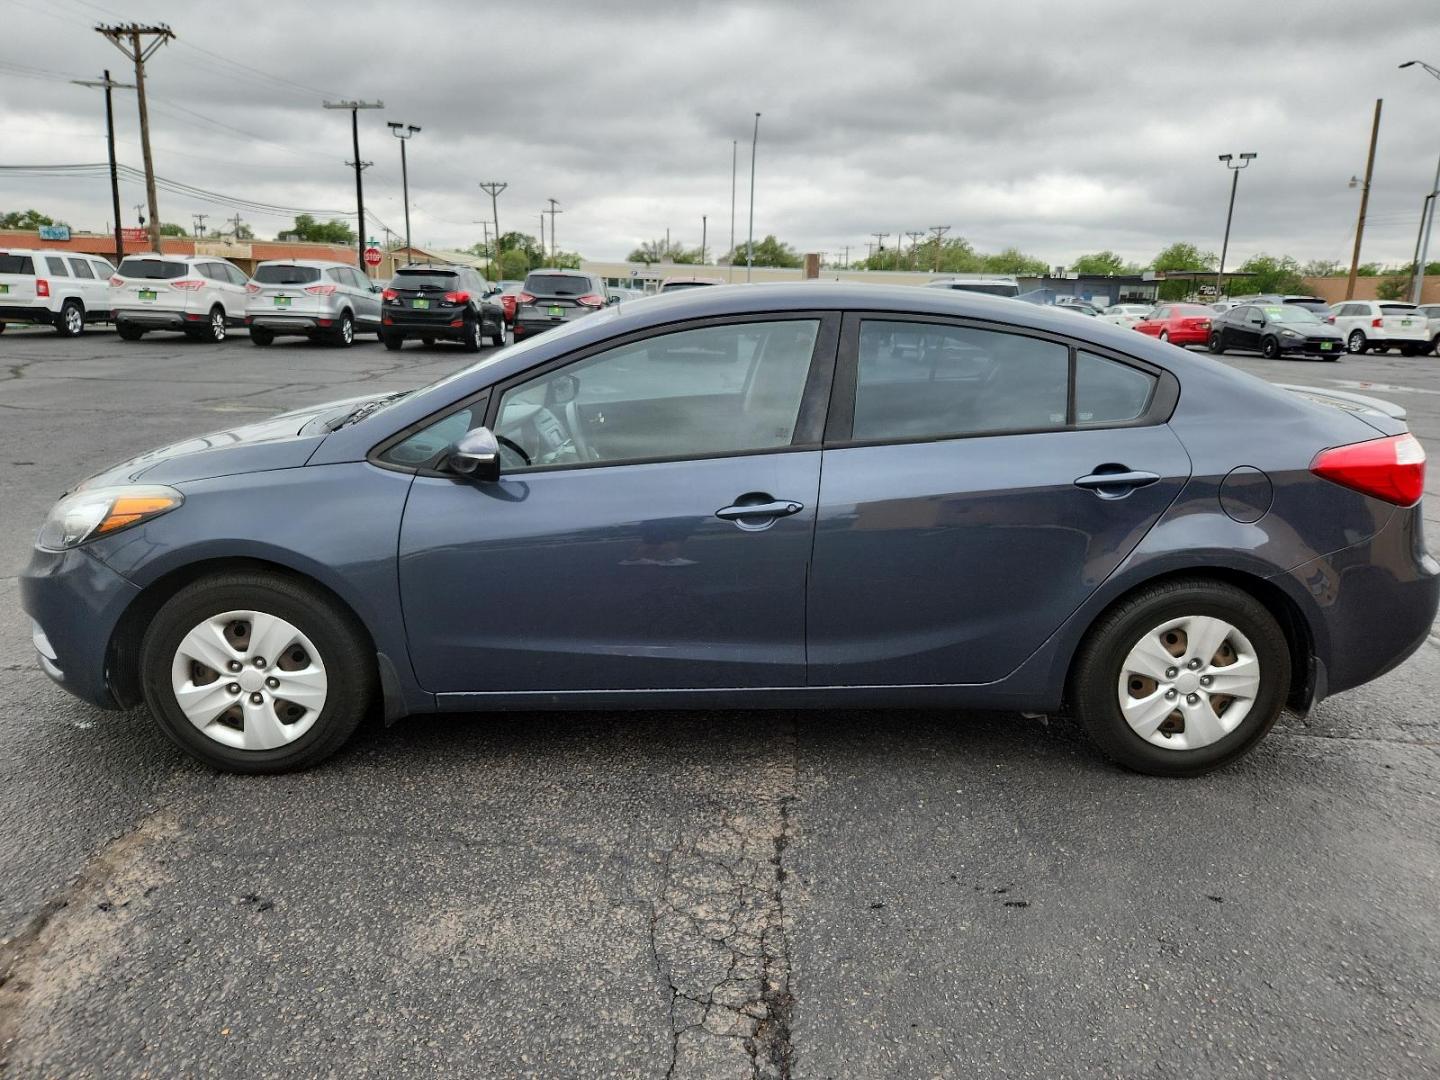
<box><xmin>1328</xmin><ymin>299</ymin><xmax>1431</xmax><ymax>356</ymax></box>
<box><xmin>0</xmin><ymin>248</ymin><xmax>117</xmax><ymax>336</ymax></box>
<box><xmin>1417</xmin><ymin>304</ymin><xmax>1440</xmax><ymax>356</ymax></box>
<box><xmin>110</xmin><ymin>254</ymin><xmax>251</xmax><ymax>342</ymax></box>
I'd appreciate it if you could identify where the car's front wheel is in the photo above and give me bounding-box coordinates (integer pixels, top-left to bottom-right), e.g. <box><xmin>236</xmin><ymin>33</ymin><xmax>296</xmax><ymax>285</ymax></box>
<box><xmin>332</xmin><ymin>311</ymin><xmax>354</xmax><ymax>348</ymax></box>
<box><xmin>1070</xmin><ymin>578</ymin><xmax>1290</xmax><ymax>777</ymax></box>
<box><xmin>1347</xmin><ymin>329</ymin><xmax>1368</xmax><ymax>354</ymax></box>
<box><xmin>1261</xmin><ymin>336</ymin><xmax>1280</xmax><ymax>360</ymax></box>
<box><xmin>140</xmin><ymin>571</ymin><xmax>374</xmax><ymax>773</ymax></box>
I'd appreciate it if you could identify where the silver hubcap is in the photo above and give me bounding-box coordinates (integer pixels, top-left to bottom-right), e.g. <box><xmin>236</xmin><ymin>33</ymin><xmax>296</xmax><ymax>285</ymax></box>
<box><xmin>170</xmin><ymin>610</ymin><xmax>327</xmax><ymax>751</ymax></box>
<box><xmin>66</xmin><ymin>307</ymin><xmax>82</xmax><ymax>332</ymax></box>
<box><xmin>342</xmin><ymin>318</ymin><xmax>353</xmax><ymax>343</ymax></box>
<box><xmin>1117</xmin><ymin>615</ymin><xmax>1260</xmax><ymax>751</ymax></box>
<box><xmin>212</xmin><ymin>312</ymin><xmax>225</xmax><ymax>339</ymax></box>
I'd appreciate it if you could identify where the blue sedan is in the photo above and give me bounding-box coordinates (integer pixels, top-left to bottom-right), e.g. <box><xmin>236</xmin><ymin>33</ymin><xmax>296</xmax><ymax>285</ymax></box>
<box><xmin>20</xmin><ymin>284</ymin><xmax>1439</xmax><ymax>775</ymax></box>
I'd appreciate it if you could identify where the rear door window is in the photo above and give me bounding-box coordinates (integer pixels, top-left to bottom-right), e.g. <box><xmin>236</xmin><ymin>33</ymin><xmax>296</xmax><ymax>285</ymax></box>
<box><xmin>851</xmin><ymin>321</ymin><xmax>1069</xmax><ymax>441</ymax></box>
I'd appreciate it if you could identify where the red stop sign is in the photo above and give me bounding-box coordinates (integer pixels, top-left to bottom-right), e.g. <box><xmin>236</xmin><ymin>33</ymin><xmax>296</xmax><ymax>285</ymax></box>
<box><xmin>363</xmin><ymin>246</ymin><xmax>382</xmax><ymax>267</ymax></box>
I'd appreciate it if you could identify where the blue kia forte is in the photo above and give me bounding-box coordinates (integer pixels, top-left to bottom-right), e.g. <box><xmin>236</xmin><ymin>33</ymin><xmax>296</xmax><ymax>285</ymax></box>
<box><xmin>20</xmin><ymin>284</ymin><xmax>1439</xmax><ymax>775</ymax></box>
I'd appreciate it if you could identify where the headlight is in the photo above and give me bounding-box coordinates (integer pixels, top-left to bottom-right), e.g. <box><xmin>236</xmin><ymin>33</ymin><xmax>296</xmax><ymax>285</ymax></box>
<box><xmin>37</xmin><ymin>485</ymin><xmax>183</xmax><ymax>551</ymax></box>
<box><xmin>1280</xmin><ymin>328</ymin><xmax>1301</xmax><ymax>338</ymax></box>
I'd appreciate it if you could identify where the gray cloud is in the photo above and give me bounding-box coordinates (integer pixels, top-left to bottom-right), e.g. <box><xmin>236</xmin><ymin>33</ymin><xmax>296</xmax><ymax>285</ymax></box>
<box><xmin>3</xmin><ymin>0</ymin><xmax>1439</xmax><ymax>267</ymax></box>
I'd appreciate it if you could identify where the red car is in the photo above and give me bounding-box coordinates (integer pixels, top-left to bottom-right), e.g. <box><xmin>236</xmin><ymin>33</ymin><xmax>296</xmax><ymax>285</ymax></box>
<box><xmin>1134</xmin><ymin>303</ymin><xmax>1213</xmax><ymax>346</ymax></box>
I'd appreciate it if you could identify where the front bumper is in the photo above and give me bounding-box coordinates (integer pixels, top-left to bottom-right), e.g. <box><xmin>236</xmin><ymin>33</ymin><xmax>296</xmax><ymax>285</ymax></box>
<box><xmin>0</xmin><ymin>304</ymin><xmax>57</xmax><ymax>325</ymax></box>
<box><xmin>19</xmin><ymin>546</ymin><xmax>142</xmax><ymax>710</ymax></box>
<box><xmin>1277</xmin><ymin>335</ymin><xmax>1344</xmax><ymax>356</ymax></box>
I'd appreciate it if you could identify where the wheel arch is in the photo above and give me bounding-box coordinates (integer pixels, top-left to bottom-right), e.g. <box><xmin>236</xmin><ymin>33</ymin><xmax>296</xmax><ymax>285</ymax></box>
<box><xmin>1061</xmin><ymin>565</ymin><xmax>1314</xmax><ymax>712</ymax></box>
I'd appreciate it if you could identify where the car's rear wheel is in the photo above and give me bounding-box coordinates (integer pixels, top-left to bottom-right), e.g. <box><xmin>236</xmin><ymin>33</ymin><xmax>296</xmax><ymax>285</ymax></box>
<box><xmin>117</xmin><ymin>322</ymin><xmax>144</xmax><ymax>341</ymax></box>
<box><xmin>140</xmin><ymin>571</ymin><xmax>374</xmax><ymax>773</ymax></box>
<box><xmin>1070</xmin><ymin>578</ymin><xmax>1290</xmax><ymax>777</ymax></box>
<box><xmin>332</xmin><ymin>311</ymin><xmax>354</xmax><ymax>348</ymax></box>
<box><xmin>1158</xmin><ymin>330</ymin><xmax>1170</xmax><ymax>343</ymax></box>
<box><xmin>249</xmin><ymin>327</ymin><xmax>275</xmax><ymax>347</ymax></box>
<box><xmin>461</xmin><ymin>317</ymin><xmax>483</xmax><ymax>353</ymax></box>
<box><xmin>1208</xmin><ymin>331</ymin><xmax>1224</xmax><ymax>354</ymax></box>
<box><xmin>0</xmin><ymin>322</ymin><xmax>7</xmax><ymax>334</ymax></box>
<box><xmin>57</xmin><ymin>300</ymin><xmax>85</xmax><ymax>337</ymax></box>
<box><xmin>382</xmin><ymin>332</ymin><xmax>405</xmax><ymax>351</ymax></box>
<box><xmin>188</xmin><ymin>307</ymin><xmax>227</xmax><ymax>343</ymax></box>
<box><xmin>490</xmin><ymin>325</ymin><xmax>506</xmax><ymax>347</ymax></box>
<box><xmin>1347</xmin><ymin>329</ymin><xmax>1368</xmax><ymax>354</ymax></box>
<box><xmin>1261</xmin><ymin>336</ymin><xmax>1280</xmax><ymax>360</ymax></box>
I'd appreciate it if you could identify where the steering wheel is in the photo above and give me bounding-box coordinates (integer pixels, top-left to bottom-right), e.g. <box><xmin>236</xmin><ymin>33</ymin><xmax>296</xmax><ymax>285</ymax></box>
<box><xmin>495</xmin><ymin>433</ymin><xmax>531</xmax><ymax>466</ymax></box>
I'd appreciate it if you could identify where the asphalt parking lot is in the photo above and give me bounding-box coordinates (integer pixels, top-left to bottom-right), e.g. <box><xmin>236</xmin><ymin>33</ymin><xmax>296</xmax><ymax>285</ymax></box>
<box><xmin>2</xmin><ymin>326</ymin><xmax>1439</xmax><ymax>1079</ymax></box>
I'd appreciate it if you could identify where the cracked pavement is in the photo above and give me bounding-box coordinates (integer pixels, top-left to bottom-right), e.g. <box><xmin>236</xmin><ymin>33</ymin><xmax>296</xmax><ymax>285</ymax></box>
<box><xmin>1</xmin><ymin>328</ymin><xmax>1439</xmax><ymax>1078</ymax></box>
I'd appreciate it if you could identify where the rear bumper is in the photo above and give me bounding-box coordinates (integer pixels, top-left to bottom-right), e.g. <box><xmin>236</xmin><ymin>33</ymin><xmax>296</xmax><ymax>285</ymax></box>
<box><xmin>0</xmin><ymin>304</ymin><xmax>57</xmax><ymax>325</ymax></box>
<box><xmin>247</xmin><ymin>315</ymin><xmax>331</xmax><ymax>333</ymax></box>
<box><xmin>1167</xmin><ymin>329</ymin><xmax>1211</xmax><ymax>345</ymax></box>
<box><xmin>19</xmin><ymin>546</ymin><xmax>141</xmax><ymax>711</ymax></box>
<box><xmin>513</xmin><ymin>317</ymin><xmax>573</xmax><ymax>337</ymax></box>
<box><xmin>114</xmin><ymin>308</ymin><xmax>191</xmax><ymax>330</ymax></box>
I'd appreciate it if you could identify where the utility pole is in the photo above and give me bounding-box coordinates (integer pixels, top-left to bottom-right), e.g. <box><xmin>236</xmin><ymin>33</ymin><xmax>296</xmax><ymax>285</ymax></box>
<box><xmin>729</xmin><ymin>139</ymin><xmax>737</xmax><ymax>282</ymax></box>
<box><xmin>539</xmin><ymin>213</ymin><xmax>547</xmax><ymax>262</ymax></box>
<box><xmin>228</xmin><ymin>213</ymin><xmax>243</xmax><ymax>237</ymax></box>
<box><xmin>1346</xmin><ymin>99</ymin><xmax>1383</xmax><ymax>300</ymax></box>
<box><xmin>701</xmin><ymin>216</ymin><xmax>707</xmax><ymax>265</ymax></box>
<box><xmin>871</xmin><ymin>233</ymin><xmax>890</xmax><ymax>268</ymax></box>
<box><xmin>478</xmin><ymin>182</ymin><xmax>507</xmax><ymax>250</ymax></box>
<box><xmin>97</xmin><ymin>24</ymin><xmax>173</xmax><ymax>254</ymax></box>
<box><xmin>1215</xmin><ymin>152</ymin><xmax>1257</xmax><ymax>299</ymax></box>
<box><xmin>905</xmin><ymin>230</ymin><xmax>925</xmax><ymax>271</ymax></box>
<box><xmin>71</xmin><ymin>70</ymin><xmax>134</xmax><ymax>266</ymax></box>
<box><xmin>324</xmin><ymin>100</ymin><xmax>383</xmax><ymax>272</ymax></box>
<box><xmin>842</xmin><ymin>244</ymin><xmax>850</xmax><ymax>269</ymax></box>
<box><xmin>747</xmin><ymin>113</ymin><xmax>760</xmax><ymax>282</ymax></box>
<box><xmin>191</xmin><ymin>213</ymin><xmax>207</xmax><ymax>238</ymax></box>
<box><xmin>387</xmin><ymin>122</ymin><xmax>421</xmax><ymax>263</ymax></box>
<box><xmin>928</xmin><ymin>225</ymin><xmax>951</xmax><ymax>272</ymax></box>
<box><xmin>545</xmin><ymin>198</ymin><xmax>562</xmax><ymax>265</ymax></box>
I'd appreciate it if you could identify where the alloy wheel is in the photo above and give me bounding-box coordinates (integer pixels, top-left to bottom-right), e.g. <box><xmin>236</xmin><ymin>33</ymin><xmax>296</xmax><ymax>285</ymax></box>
<box><xmin>1347</xmin><ymin>330</ymin><xmax>1365</xmax><ymax>354</ymax></box>
<box><xmin>211</xmin><ymin>309</ymin><xmax>227</xmax><ymax>342</ymax></box>
<box><xmin>169</xmin><ymin>610</ymin><xmax>327</xmax><ymax>751</ymax></box>
<box><xmin>1117</xmin><ymin>615</ymin><xmax>1260</xmax><ymax>751</ymax></box>
<box><xmin>64</xmin><ymin>304</ymin><xmax>83</xmax><ymax>335</ymax></box>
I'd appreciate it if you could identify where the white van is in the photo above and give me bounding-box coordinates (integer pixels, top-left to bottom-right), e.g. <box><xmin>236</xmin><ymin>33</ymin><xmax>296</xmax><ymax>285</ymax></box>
<box><xmin>0</xmin><ymin>248</ymin><xmax>117</xmax><ymax>336</ymax></box>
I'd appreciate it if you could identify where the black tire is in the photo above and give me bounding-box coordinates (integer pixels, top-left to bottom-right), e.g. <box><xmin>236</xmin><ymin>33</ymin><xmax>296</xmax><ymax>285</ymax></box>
<box><xmin>1347</xmin><ymin>329</ymin><xmax>1368</xmax><ymax>354</ymax></box>
<box><xmin>331</xmin><ymin>310</ymin><xmax>354</xmax><ymax>348</ymax></box>
<box><xmin>191</xmin><ymin>306</ymin><xmax>227</xmax><ymax>343</ymax></box>
<box><xmin>1207</xmin><ymin>332</ymin><xmax>1224</xmax><ymax>354</ymax></box>
<box><xmin>117</xmin><ymin>322</ymin><xmax>144</xmax><ymax>341</ymax></box>
<box><xmin>490</xmin><ymin>325</ymin><xmax>506</xmax><ymax>347</ymax></box>
<box><xmin>381</xmin><ymin>332</ymin><xmax>405</xmax><ymax>351</ymax></box>
<box><xmin>249</xmin><ymin>327</ymin><xmax>275</xmax><ymax>347</ymax></box>
<box><xmin>461</xmin><ymin>316</ymin><xmax>483</xmax><ymax>353</ymax></box>
<box><xmin>139</xmin><ymin>571</ymin><xmax>375</xmax><ymax>773</ymax></box>
<box><xmin>1069</xmin><ymin>578</ymin><xmax>1291</xmax><ymax>777</ymax></box>
<box><xmin>57</xmin><ymin>299</ymin><xmax>85</xmax><ymax>337</ymax></box>
<box><xmin>1261</xmin><ymin>335</ymin><xmax>1280</xmax><ymax>360</ymax></box>
<box><xmin>0</xmin><ymin>322</ymin><xmax>7</xmax><ymax>334</ymax></box>
<box><xmin>1159</xmin><ymin>330</ymin><xmax>1170</xmax><ymax>343</ymax></box>
<box><xmin>421</xmin><ymin>335</ymin><xmax>437</xmax><ymax>347</ymax></box>
<box><xmin>1401</xmin><ymin>344</ymin><xmax>1422</xmax><ymax>358</ymax></box>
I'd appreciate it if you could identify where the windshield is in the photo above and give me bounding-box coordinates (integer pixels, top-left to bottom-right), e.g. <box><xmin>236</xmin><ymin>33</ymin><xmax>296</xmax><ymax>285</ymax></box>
<box><xmin>254</xmin><ymin>264</ymin><xmax>321</xmax><ymax>285</ymax></box>
<box><xmin>117</xmin><ymin>258</ymin><xmax>187</xmax><ymax>279</ymax></box>
<box><xmin>393</xmin><ymin>269</ymin><xmax>459</xmax><ymax>291</ymax></box>
<box><xmin>1262</xmin><ymin>306</ymin><xmax>1321</xmax><ymax>324</ymax></box>
<box><xmin>524</xmin><ymin>273</ymin><xmax>593</xmax><ymax>296</ymax></box>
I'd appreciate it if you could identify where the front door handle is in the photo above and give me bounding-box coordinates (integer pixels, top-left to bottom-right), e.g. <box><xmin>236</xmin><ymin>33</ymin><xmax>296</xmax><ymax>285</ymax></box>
<box><xmin>1074</xmin><ymin>469</ymin><xmax>1160</xmax><ymax>498</ymax></box>
<box><xmin>715</xmin><ymin>499</ymin><xmax>805</xmax><ymax>521</ymax></box>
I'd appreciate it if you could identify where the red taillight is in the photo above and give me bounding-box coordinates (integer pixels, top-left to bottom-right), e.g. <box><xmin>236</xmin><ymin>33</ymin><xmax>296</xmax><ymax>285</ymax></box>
<box><xmin>444</xmin><ymin>291</ymin><xmax>470</xmax><ymax>304</ymax></box>
<box><xmin>245</xmin><ymin>282</ymin><xmax>262</xmax><ymax>294</ymax></box>
<box><xmin>305</xmin><ymin>284</ymin><xmax>337</xmax><ymax>296</ymax></box>
<box><xmin>576</xmin><ymin>293</ymin><xmax>604</xmax><ymax>308</ymax></box>
<box><xmin>382</xmin><ymin>288</ymin><xmax>397</xmax><ymax>301</ymax></box>
<box><xmin>171</xmin><ymin>279</ymin><xmax>204</xmax><ymax>290</ymax></box>
<box><xmin>518</xmin><ymin>291</ymin><xmax>535</xmax><ymax>305</ymax></box>
<box><xmin>36</xmin><ymin>278</ymin><xmax>50</xmax><ymax>298</ymax></box>
<box><xmin>108</xmin><ymin>275</ymin><xmax>123</xmax><ymax>287</ymax></box>
<box><xmin>1312</xmin><ymin>433</ymin><xmax>1426</xmax><ymax>506</ymax></box>
<box><xmin>1372</xmin><ymin>317</ymin><xmax>1383</xmax><ymax>328</ymax></box>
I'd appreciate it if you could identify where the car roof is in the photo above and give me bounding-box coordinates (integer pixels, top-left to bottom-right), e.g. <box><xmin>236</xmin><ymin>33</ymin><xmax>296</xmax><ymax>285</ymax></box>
<box><xmin>1</xmin><ymin>248</ymin><xmax>113</xmax><ymax>259</ymax></box>
<box><xmin>255</xmin><ymin>258</ymin><xmax>356</xmax><ymax>269</ymax></box>
<box><xmin>526</xmin><ymin>268</ymin><xmax>589</xmax><ymax>276</ymax></box>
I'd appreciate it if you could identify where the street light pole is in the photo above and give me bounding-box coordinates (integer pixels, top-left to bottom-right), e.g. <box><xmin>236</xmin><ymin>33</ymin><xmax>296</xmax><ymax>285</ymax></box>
<box><xmin>324</xmin><ymin>100</ymin><xmax>383</xmax><ymax>273</ymax></box>
<box><xmin>746</xmin><ymin>113</ymin><xmax>760</xmax><ymax>282</ymax></box>
<box><xmin>1401</xmin><ymin>62</ymin><xmax>1440</xmax><ymax>303</ymax></box>
<box><xmin>1215</xmin><ymin>152</ymin><xmax>1257</xmax><ymax>300</ymax></box>
<box><xmin>1346</xmin><ymin>100</ymin><xmax>1383</xmax><ymax>301</ymax></box>
<box><xmin>388</xmin><ymin>122</ymin><xmax>420</xmax><ymax>263</ymax></box>
<box><xmin>729</xmin><ymin>139</ymin><xmax>737</xmax><ymax>283</ymax></box>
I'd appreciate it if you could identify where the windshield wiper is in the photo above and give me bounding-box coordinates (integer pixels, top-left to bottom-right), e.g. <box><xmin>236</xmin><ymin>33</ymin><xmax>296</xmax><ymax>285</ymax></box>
<box><xmin>325</xmin><ymin>391</ymin><xmax>410</xmax><ymax>431</ymax></box>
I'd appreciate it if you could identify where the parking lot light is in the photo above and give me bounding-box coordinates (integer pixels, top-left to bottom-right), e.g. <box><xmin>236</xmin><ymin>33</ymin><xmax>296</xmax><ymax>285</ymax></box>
<box><xmin>1215</xmin><ymin>152</ymin><xmax>1257</xmax><ymax>301</ymax></box>
<box><xmin>388</xmin><ymin>122</ymin><xmax>421</xmax><ymax>264</ymax></box>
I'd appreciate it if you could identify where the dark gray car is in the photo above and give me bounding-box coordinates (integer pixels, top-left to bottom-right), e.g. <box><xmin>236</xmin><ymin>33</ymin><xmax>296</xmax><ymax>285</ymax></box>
<box><xmin>380</xmin><ymin>264</ymin><xmax>505</xmax><ymax>351</ymax></box>
<box><xmin>512</xmin><ymin>270</ymin><xmax>607</xmax><ymax>341</ymax></box>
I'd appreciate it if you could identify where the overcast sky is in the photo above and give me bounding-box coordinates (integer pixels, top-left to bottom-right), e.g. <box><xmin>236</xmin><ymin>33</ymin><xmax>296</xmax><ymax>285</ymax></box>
<box><xmin>3</xmin><ymin>0</ymin><xmax>1439</xmax><ymax>268</ymax></box>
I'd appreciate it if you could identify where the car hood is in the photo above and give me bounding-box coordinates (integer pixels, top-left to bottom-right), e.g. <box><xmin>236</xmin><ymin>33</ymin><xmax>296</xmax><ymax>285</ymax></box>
<box><xmin>77</xmin><ymin>394</ymin><xmax>383</xmax><ymax>489</ymax></box>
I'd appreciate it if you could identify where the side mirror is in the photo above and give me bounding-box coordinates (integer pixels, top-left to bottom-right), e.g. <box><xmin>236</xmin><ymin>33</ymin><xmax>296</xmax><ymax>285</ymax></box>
<box><xmin>446</xmin><ymin>427</ymin><xmax>501</xmax><ymax>482</ymax></box>
<box><xmin>606</xmin><ymin>295</ymin><xmax>621</xmax><ymax>305</ymax></box>
<box><xmin>371</xmin><ymin>284</ymin><xmax>382</xmax><ymax>293</ymax></box>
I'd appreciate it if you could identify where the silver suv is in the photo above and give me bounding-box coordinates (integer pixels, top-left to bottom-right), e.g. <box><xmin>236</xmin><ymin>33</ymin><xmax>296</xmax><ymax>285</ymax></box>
<box><xmin>111</xmin><ymin>254</ymin><xmax>250</xmax><ymax>342</ymax></box>
<box><xmin>245</xmin><ymin>260</ymin><xmax>382</xmax><ymax>348</ymax></box>
<box><xmin>0</xmin><ymin>248</ymin><xmax>117</xmax><ymax>336</ymax></box>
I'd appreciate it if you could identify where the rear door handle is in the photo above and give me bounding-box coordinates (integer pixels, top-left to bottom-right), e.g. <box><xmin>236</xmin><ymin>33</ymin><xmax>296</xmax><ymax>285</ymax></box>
<box><xmin>1074</xmin><ymin>469</ymin><xmax>1160</xmax><ymax>497</ymax></box>
<box><xmin>715</xmin><ymin>499</ymin><xmax>804</xmax><ymax>521</ymax></box>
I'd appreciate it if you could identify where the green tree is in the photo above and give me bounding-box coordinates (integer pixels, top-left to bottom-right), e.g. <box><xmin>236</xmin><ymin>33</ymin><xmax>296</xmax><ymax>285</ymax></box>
<box><xmin>286</xmin><ymin>214</ymin><xmax>356</xmax><ymax>245</ymax></box>
<box><xmin>980</xmin><ymin>247</ymin><xmax>1048</xmax><ymax>275</ymax></box>
<box><xmin>1301</xmin><ymin>258</ymin><xmax>1343</xmax><ymax>277</ymax></box>
<box><xmin>1426</xmin><ymin>260</ymin><xmax>1440</xmax><ymax>276</ymax></box>
<box><xmin>1237</xmin><ymin>253</ymin><xmax>1304</xmax><ymax>295</ymax></box>
<box><xmin>1375</xmin><ymin>276</ymin><xmax>1409</xmax><ymax>301</ymax></box>
<box><xmin>0</xmin><ymin>209</ymin><xmax>65</xmax><ymax>230</ymax></box>
<box><xmin>496</xmin><ymin>231</ymin><xmax>543</xmax><ymax>265</ymax></box>
<box><xmin>1354</xmin><ymin>263</ymin><xmax>1381</xmax><ymax>277</ymax></box>
<box><xmin>496</xmin><ymin>249</ymin><xmax>530</xmax><ymax>281</ymax></box>
<box><xmin>1151</xmin><ymin>242</ymin><xmax>1216</xmax><ymax>300</ymax></box>
<box><xmin>627</xmin><ymin>237</ymin><xmax>694</xmax><ymax>264</ymax></box>
<box><xmin>724</xmin><ymin>234</ymin><xmax>802</xmax><ymax>269</ymax></box>
<box><xmin>549</xmin><ymin>250</ymin><xmax>583</xmax><ymax>270</ymax></box>
<box><xmin>1070</xmin><ymin>250</ymin><xmax>1131</xmax><ymax>276</ymax></box>
<box><xmin>158</xmin><ymin>222</ymin><xmax>188</xmax><ymax>237</ymax></box>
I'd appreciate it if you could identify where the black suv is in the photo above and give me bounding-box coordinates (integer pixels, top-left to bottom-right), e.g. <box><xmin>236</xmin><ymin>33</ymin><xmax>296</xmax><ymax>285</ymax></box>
<box><xmin>513</xmin><ymin>270</ymin><xmax>609</xmax><ymax>341</ymax></box>
<box><xmin>381</xmin><ymin>264</ymin><xmax>505</xmax><ymax>351</ymax></box>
